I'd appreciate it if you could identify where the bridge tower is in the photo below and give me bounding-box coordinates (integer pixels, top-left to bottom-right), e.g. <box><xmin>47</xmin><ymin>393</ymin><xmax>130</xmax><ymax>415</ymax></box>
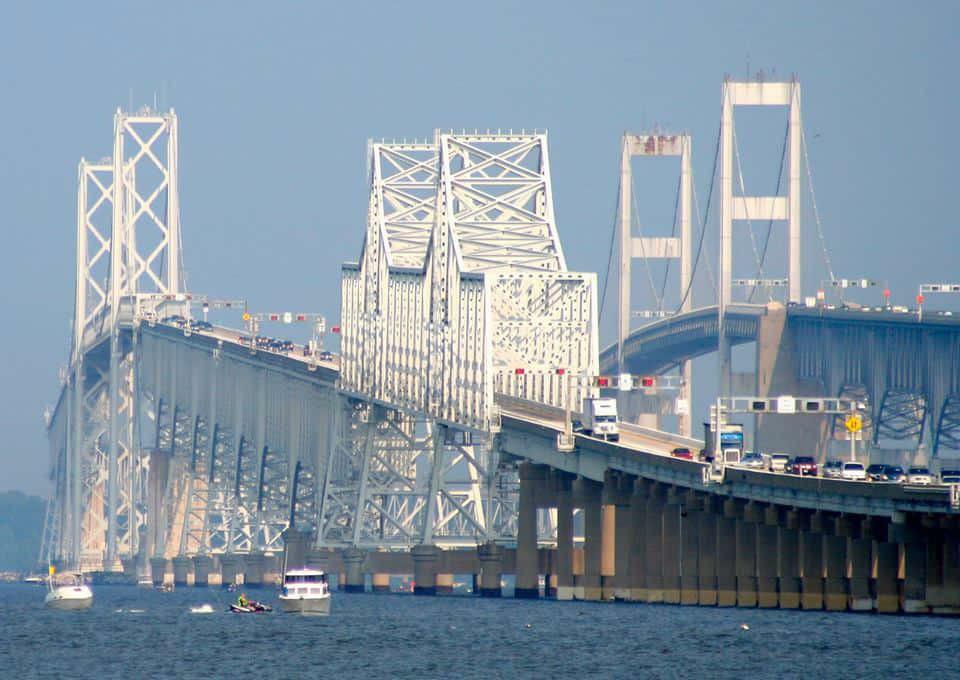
<box><xmin>617</xmin><ymin>132</ymin><xmax>693</xmax><ymax>435</ymax></box>
<box><xmin>718</xmin><ymin>78</ymin><xmax>802</xmax><ymax>395</ymax></box>
<box><xmin>55</xmin><ymin>108</ymin><xmax>183</xmax><ymax>571</ymax></box>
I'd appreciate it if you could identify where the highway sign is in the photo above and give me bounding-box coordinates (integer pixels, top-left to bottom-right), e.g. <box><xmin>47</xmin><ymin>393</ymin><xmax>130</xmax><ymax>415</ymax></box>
<box><xmin>845</xmin><ymin>414</ymin><xmax>863</xmax><ymax>433</ymax></box>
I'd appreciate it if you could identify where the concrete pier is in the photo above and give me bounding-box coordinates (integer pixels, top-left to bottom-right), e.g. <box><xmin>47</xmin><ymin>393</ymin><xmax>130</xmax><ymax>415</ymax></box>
<box><xmin>716</xmin><ymin>501</ymin><xmax>737</xmax><ymax>606</ymax></box>
<box><xmin>662</xmin><ymin>488</ymin><xmax>682</xmax><ymax>604</ymax></box>
<box><xmin>779</xmin><ymin>517</ymin><xmax>801</xmax><ymax>609</ymax></box>
<box><xmin>172</xmin><ymin>556</ymin><xmax>193</xmax><ymax>586</ymax></box>
<box><xmin>874</xmin><ymin>539</ymin><xmax>900</xmax><ymax>613</ymax></box>
<box><xmin>555</xmin><ymin>474</ymin><xmax>575</xmax><ymax>600</ymax></box>
<box><xmin>628</xmin><ymin>479</ymin><xmax>648</xmax><ymax>602</ymax></box>
<box><xmin>735</xmin><ymin>502</ymin><xmax>758</xmax><ymax>608</ymax></box>
<box><xmin>342</xmin><ymin>547</ymin><xmax>366</xmax><ymax>593</ymax></box>
<box><xmin>697</xmin><ymin>498</ymin><xmax>718</xmax><ymax>606</ymax></box>
<box><xmin>412</xmin><ymin>544</ymin><xmax>439</xmax><ymax>595</ymax></box>
<box><xmin>121</xmin><ymin>557</ymin><xmax>138</xmax><ymax>582</ymax></box>
<box><xmin>150</xmin><ymin>557</ymin><xmax>170</xmax><ymax>586</ymax></box>
<box><xmin>644</xmin><ymin>484</ymin><xmax>665</xmax><ymax>603</ymax></box>
<box><xmin>680</xmin><ymin>492</ymin><xmax>701</xmax><ymax>605</ymax></box>
<box><xmin>515</xmin><ymin>463</ymin><xmax>541</xmax><ymax>599</ymax></box>
<box><xmin>477</xmin><ymin>541</ymin><xmax>503</xmax><ymax>597</ymax></box>
<box><xmin>192</xmin><ymin>555</ymin><xmax>215</xmax><ymax>586</ymax></box>
<box><xmin>243</xmin><ymin>552</ymin><xmax>266</xmax><ymax>587</ymax></box>
<box><xmin>756</xmin><ymin>506</ymin><xmax>779</xmax><ymax>608</ymax></box>
<box><xmin>578</xmin><ymin>477</ymin><xmax>603</xmax><ymax>601</ymax></box>
<box><xmin>801</xmin><ymin>513</ymin><xmax>824</xmax><ymax>610</ymax></box>
<box><xmin>219</xmin><ymin>554</ymin><xmax>244</xmax><ymax>586</ymax></box>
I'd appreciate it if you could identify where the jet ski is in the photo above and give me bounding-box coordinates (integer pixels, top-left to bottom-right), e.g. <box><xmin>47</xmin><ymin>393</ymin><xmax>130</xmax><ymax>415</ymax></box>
<box><xmin>229</xmin><ymin>600</ymin><xmax>272</xmax><ymax>613</ymax></box>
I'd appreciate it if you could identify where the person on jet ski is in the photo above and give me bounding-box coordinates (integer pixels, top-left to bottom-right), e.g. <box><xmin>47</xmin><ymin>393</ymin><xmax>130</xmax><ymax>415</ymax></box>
<box><xmin>237</xmin><ymin>593</ymin><xmax>248</xmax><ymax>607</ymax></box>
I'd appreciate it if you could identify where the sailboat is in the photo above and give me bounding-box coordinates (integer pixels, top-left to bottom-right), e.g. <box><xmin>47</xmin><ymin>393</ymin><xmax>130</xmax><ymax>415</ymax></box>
<box><xmin>44</xmin><ymin>565</ymin><xmax>93</xmax><ymax>610</ymax></box>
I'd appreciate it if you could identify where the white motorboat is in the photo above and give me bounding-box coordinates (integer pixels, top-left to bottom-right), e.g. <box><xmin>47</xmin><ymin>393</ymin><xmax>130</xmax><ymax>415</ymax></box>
<box><xmin>278</xmin><ymin>568</ymin><xmax>331</xmax><ymax>615</ymax></box>
<box><xmin>45</xmin><ymin>571</ymin><xmax>93</xmax><ymax>610</ymax></box>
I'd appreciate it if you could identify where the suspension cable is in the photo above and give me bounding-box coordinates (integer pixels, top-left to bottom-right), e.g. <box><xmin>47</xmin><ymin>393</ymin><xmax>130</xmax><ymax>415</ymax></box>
<box><xmin>675</xmin><ymin>121</ymin><xmax>721</xmax><ymax>312</ymax></box>
<box><xmin>691</xmin><ymin>177</ymin><xmax>717</xmax><ymax>295</ymax></box>
<box><xmin>748</xmin><ymin>121</ymin><xmax>790</xmax><ymax>303</ymax></box>
<box><xmin>657</xmin><ymin>174</ymin><xmax>682</xmax><ymax>308</ymax></box>
<box><xmin>730</xmin><ymin>119</ymin><xmax>769</xmax><ymax>300</ymax></box>
<box><xmin>801</xmin><ymin>125</ymin><xmax>839</xmax><ymax>296</ymax></box>
<box><xmin>597</xmin><ymin>172</ymin><xmax>621</xmax><ymax>323</ymax></box>
<box><xmin>630</xmin><ymin>171</ymin><xmax>664</xmax><ymax>311</ymax></box>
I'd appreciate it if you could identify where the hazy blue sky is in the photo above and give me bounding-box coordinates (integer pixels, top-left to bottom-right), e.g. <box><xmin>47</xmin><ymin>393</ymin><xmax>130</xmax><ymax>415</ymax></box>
<box><xmin>1</xmin><ymin>1</ymin><xmax>957</xmax><ymax>494</ymax></box>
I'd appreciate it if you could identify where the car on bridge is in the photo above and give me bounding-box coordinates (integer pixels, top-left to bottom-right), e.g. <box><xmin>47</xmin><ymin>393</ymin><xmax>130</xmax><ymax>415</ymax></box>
<box><xmin>670</xmin><ymin>447</ymin><xmax>694</xmax><ymax>460</ymax></box>
<box><xmin>907</xmin><ymin>467</ymin><xmax>932</xmax><ymax>485</ymax></box>
<box><xmin>866</xmin><ymin>463</ymin><xmax>887</xmax><ymax>481</ymax></box>
<box><xmin>739</xmin><ymin>452</ymin><xmax>765</xmax><ymax>469</ymax></box>
<box><xmin>841</xmin><ymin>461</ymin><xmax>867</xmax><ymax>481</ymax></box>
<box><xmin>822</xmin><ymin>460</ymin><xmax>843</xmax><ymax>479</ymax></box>
<box><xmin>768</xmin><ymin>453</ymin><xmax>790</xmax><ymax>473</ymax></box>
<box><xmin>882</xmin><ymin>465</ymin><xmax>907</xmax><ymax>483</ymax></box>
<box><xmin>788</xmin><ymin>456</ymin><xmax>818</xmax><ymax>476</ymax></box>
<box><xmin>941</xmin><ymin>469</ymin><xmax>960</xmax><ymax>484</ymax></box>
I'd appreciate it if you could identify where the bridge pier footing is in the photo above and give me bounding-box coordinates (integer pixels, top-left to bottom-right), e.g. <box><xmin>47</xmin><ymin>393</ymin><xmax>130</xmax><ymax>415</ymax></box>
<box><xmin>801</xmin><ymin>513</ymin><xmax>824</xmax><ymax>610</ymax></box>
<box><xmin>555</xmin><ymin>473</ymin><xmax>574</xmax><ymax>600</ymax></box>
<box><xmin>172</xmin><ymin>556</ymin><xmax>193</xmax><ymax>586</ymax></box>
<box><xmin>644</xmin><ymin>484</ymin><xmax>665</xmax><ymax>603</ymax></box>
<box><xmin>515</xmin><ymin>463</ymin><xmax>542</xmax><ymax>599</ymax></box>
<box><xmin>716</xmin><ymin>513</ymin><xmax>737</xmax><ymax>607</ymax></box>
<box><xmin>372</xmin><ymin>573</ymin><xmax>391</xmax><ymax>593</ymax></box>
<box><xmin>735</xmin><ymin>502</ymin><xmax>758</xmax><ymax>608</ymax></box>
<box><xmin>577</xmin><ymin>477</ymin><xmax>603</xmax><ymax>601</ymax></box>
<box><xmin>412</xmin><ymin>544</ymin><xmax>439</xmax><ymax>595</ymax></box>
<box><xmin>193</xmin><ymin>555</ymin><xmax>215</xmax><ymax>587</ymax></box>
<box><xmin>149</xmin><ymin>557</ymin><xmax>170</xmax><ymax>586</ymax></box>
<box><xmin>628</xmin><ymin>479</ymin><xmax>648</xmax><ymax>602</ymax></box>
<box><xmin>478</xmin><ymin>542</ymin><xmax>502</xmax><ymax>597</ymax></box>
<box><xmin>756</xmin><ymin>508</ymin><xmax>779</xmax><ymax>608</ymax></box>
<box><xmin>662</xmin><ymin>488</ymin><xmax>682</xmax><ymax>605</ymax></box>
<box><xmin>696</xmin><ymin>498</ymin><xmax>717</xmax><ymax>606</ymax></box>
<box><xmin>342</xmin><ymin>548</ymin><xmax>366</xmax><ymax>593</ymax></box>
<box><xmin>679</xmin><ymin>492</ymin><xmax>700</xmax><ymax>605</ymax></box>
<box><xmin>219</xmin><ymin>554</ymin><xmax>245</xmax><ymax>587</ymax></box>
<box><xmin>779</xmin><ymin>522</ymin><xmax>801</xmax><ymax>609</ymax></box>
<box><xmin>874</xmin><ymin>539</ymin><xmax>900</xmax><ymax>613</ymax></box>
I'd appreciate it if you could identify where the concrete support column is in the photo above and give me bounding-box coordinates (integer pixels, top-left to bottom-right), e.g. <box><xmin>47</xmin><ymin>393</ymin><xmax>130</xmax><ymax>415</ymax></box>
<box><xmin>823</xmin><ymin>534</ymin><xmax>848</xmax><ymax>611</ymax></box>
<box><xmin>372</xmin><ymin>573</ymin><xmax>391</xmax><ymax>593</ymax></box>
<box><xmin>697</xmin><ymin>498</ymin><xmax>718</xmax><ymax>606</ymax></box>
<box><xmin>680</xmin><ymin>493</ymin><xmax>701</xmax><ymax>605</ymax></box>
<box><xmin>342</xmin><ymin>547</ymin><xmax>366</xmax><ymax>593</ymax></box>
<box><xmin>757</xmin><ymin>505</ymin><xmax>779</xmax><ymax>608</ymax></box>
<box><xmin>436</xmin><ymin>573</ymin><xmax>454</xmax><ymax>595</ymax></box>
<box><xmin>628</xmin><ymin>479</ymin><xmax>648</xmax><ymax>601</ymax></box>
<box><xmin>150</xmin><ymin>557</ymin><xmax>170</xmax><ymax>586</ymax></box>
<box><xmin>800</xmin><ymin>513</ymin><xmax>824</xmax><ymax>610</ymax></box>
<box><xmin>848</xmin><ymin>528</ymin><xmax>872</xmax><ymax>611</ymax></box>
<box><xmin>412</xmin><ymin>545</ymin><xmax>439</xmax><ymax>596</ymax></box>
<box><xmin>555</xmin><ymin>478</ymin><xmax>574</xmax><ymax>601</ymax></box>
<box><xmin>925</xmin><ymin>527</ymin><xmax>945</xmax><ymax>611</ymax></box>
<box><xmin>941</xmin><ymin>522</ymin><xmax>960</xmax><ymax>610</ymax></box>
<box><xmin>262</xmin><ymin>554</ymin><xmax>280</xmax><ymax>586</ymax></box>
<box><xmin>716</xmin><ymin>509</ymin><xmax>737</xmax><ymax>607</ymax></box>
<box><xmin>662</xmin><ymin>488</ymin><xmax>682</xmax><ymax>604</ymax></box>
<box><xmin>244</xmin><ymin>552</ymin><xmax>266</xmax><ymax>587</ymax></box>
<box><xmin>736</xmin><ymin>502</ymin><xmax>759</xmax><ymax>608</ymax></box>
<box><xmin>613</xmin><ymin>499</ymin><xmax>632</xmax><ymax>600</ymax></box>
<box><xmin>220</xmin><ymin>554</ymin><xmax>244</xmax><ymax>587</ymax></box>
<box><xmin>582</xmin><ymin>482</ymin><xmax>603</xmax><ymax>601</ymax></box>
<box><xmin>477</xmin><ymin>541</ymin><xmax>503</xmax><ymax>597</ymax></box>
<box><xmin>121</xmin><ymin>557</ymin><xmax>138</xmax><ymax>582</ymax></box>
<box><xmin>515</xmin><ymin>463</ymin><xmax>540</xmax><ymax>599</ymax></box>
<box><xmin>172</xmin><ymin>556</ymin><xmax>193</xmax><ymax>586</ymax></box>
<box><xmin>192</xmin><ymin>555</ymin><xmax>214</xmax><ymax>587</ymax></box>
<box><xmin>600</xmin><ymin>504</ymin><xmax>616</xmax><ymax>600</ymax></box>
<box><xmin>874</xmin><ymin>540</ymin><xmax>899</xmax><ymax>613</ymax></box>
<box><xmin>644</xmin><ymin>484</ymin><xmax>665</xmax><ymax>603</ymax></box>
<box><xmin>903</xmin><ymin>540</ymin><xmax>928</xmax><ymax>613</ymax></box>
<box><xmin>779</xmin><ymin>522</ymin><xmax>801</xmax><ymax>609</ymax></box>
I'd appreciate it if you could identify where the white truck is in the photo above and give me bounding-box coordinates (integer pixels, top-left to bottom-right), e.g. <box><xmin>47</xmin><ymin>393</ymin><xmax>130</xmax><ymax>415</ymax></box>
<box><xmin>580</xmin><ymin>397</ymin><xmax>619</xmax><ymax>442</ymax></box>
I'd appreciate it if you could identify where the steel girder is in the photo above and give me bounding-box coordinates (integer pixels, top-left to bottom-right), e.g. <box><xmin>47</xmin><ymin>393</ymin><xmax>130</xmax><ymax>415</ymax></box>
<box><xmin>317</xmin><ymin>399</ymin><xmax>517</xmax><ymax>549</ymax></box>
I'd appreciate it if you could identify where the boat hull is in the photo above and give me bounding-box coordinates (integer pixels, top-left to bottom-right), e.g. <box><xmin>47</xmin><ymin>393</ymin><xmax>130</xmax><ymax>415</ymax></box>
<box><xmin>279</xmin><ymin>594</ymin><xmax>331</xmax><ymax>615</ymax></box>
<box><xmin>45</xmin><ymin>590</ymin><xmax>93</xmax><ymax>610</ymax></box>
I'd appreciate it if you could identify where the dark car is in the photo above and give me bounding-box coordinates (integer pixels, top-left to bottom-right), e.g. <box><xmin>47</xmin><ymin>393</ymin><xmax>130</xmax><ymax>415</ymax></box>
<box><xmin>789</xmin><ymin>456</ymin><xmax>818</xmax><ymax>476</ymax></box>
<box><xmin>671</xmin><ymin>447</ymin><xmax>694</xmax><ymax>460</ymax></box>
<box><xmin>882</xmin><ymin>465</ymin><xmax>906</xmax><ymax>483</ymax></box>
<box><xmin>866</xmin><ymin>463</ymin><xmax>886</xmax><ymax>481</ymax></box>
<box><xmin>941</xmin><ymin>469</ymin><xmax>960</xmax><ymax>484</ymax></box>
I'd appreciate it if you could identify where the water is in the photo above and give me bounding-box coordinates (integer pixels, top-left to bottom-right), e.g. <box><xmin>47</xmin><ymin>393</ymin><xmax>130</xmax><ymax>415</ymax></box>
<box><xmin>2</xmin><ymin>584</ymin><xmax>957</xmax><ymax>679</ymax></box>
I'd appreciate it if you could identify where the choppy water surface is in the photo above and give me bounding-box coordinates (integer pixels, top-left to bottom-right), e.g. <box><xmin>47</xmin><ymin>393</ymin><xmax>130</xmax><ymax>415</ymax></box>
<box><xmin>2</xmin><ymin>584</ymin><xmax>957</xmax><ymax>679</ymax></box>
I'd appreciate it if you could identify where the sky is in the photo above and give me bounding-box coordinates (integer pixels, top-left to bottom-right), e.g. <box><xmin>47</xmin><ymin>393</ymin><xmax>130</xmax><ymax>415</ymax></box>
<box><xmin>1</xmin><ymin>1</ymin><xmax>957</xmax><ymax>494</ymax></box>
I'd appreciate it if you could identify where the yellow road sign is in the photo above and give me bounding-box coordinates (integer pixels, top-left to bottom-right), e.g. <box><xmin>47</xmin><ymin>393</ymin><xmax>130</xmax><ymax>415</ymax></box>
<box><xmin>845</xmin><ymin>414</ymin><xmax>863</xmax><ymax>433</ymax></box>
<box><xmin>242</xmin><ymin>312</ymin><xmax>251</xmax><ymax>321</ymax></box>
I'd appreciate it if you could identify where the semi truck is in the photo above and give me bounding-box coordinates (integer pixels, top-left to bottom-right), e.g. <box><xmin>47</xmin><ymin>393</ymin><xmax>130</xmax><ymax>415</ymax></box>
<box><xmin>703</xmin><ymin>421</ymin><xmax>744</xmax><ymax>464</ymax></box>
<box><xmin>581</xmin><ymin>397</ymin><xmax>620</xmax><ymax>441</ymax></box>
